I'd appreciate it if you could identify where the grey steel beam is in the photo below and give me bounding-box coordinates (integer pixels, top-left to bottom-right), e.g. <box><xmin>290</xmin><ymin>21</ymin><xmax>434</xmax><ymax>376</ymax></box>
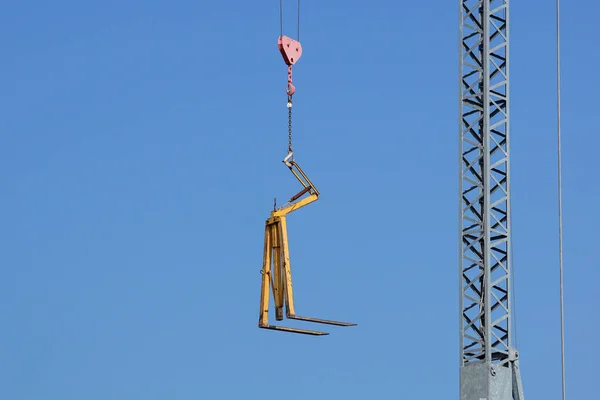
<box><xmin>459</xmin><ymin>1</ymin><xmax>524</xmax><ymax>399</ymax></box>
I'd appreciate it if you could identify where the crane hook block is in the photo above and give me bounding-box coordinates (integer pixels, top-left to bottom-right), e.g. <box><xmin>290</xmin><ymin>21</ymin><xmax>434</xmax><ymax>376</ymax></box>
<box><xmin>278</xmin><ymin>36</ymin><xmax>302</xmax><ymax>96</ymax></box>
<box><xmin>278</xmin><ymin>36</ymin><xmax>302</xmax><ymax>66</ymax></box>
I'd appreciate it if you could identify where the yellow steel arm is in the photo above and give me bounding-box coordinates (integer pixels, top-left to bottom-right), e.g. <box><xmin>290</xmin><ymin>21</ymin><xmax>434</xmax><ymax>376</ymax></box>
<box><xmin>258</xmin><ymin>152</ymin><xmax>356</xmax><ymax>335</ymax></box>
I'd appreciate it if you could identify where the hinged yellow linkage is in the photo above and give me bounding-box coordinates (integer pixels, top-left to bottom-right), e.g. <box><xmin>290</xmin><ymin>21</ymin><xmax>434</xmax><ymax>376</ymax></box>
<box><xmin>258</xmin><ymin>152</ymin><xmax>356</xmax><ymax>335</ymax></box>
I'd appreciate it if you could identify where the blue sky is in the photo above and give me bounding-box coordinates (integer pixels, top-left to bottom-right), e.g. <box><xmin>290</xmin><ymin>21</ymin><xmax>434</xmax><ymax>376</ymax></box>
<box><xmin>1</xmin><ymin>1</ymin><xmax>597</xmax><ymax>399</ymax></box>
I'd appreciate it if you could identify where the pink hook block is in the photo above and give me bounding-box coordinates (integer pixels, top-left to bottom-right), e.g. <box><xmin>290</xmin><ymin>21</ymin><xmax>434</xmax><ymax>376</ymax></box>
<box><xmin>278</xmin><ymin>36</ymin><xmax>302</xmax><ymax>66</ymax></box>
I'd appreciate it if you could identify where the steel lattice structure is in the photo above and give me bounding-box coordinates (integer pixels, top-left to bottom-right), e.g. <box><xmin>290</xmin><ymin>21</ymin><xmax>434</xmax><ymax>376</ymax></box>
<box><xmin>459</xmin><ymin>1</ymin><xmax>524</xmax><ymax>399</ymax></box>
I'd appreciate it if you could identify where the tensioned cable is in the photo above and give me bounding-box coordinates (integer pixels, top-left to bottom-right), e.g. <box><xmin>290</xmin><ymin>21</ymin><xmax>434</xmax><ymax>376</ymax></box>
<box><xmin>510</xmin><ymin>215</ymin><xmax>518</xmax><ymax>350</ymax></box>
<box><xmin>297</xmin><ymin>0</ymin><xmax>300</xmax><ymax>40</ymax></box>
<box><xmin>507</xmin><ymin>2</ymin><xmax>518</xmax><ymax>352</ymax></box>
<box><xmin>279</xmin><ymin>0</ymin><xmax>300</xmax><ymax>39</ymax></box>
<box><xmin>556</xmin><ymin>0</ymin><xmax>566</xmax><ymax>399</ymax></box>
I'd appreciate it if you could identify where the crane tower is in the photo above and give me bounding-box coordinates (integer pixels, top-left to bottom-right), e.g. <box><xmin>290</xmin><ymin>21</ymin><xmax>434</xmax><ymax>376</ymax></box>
<box><xmin>459</xmin><ymin>1</ymin><xmax>524</xmax><ymax>399</ymax></box>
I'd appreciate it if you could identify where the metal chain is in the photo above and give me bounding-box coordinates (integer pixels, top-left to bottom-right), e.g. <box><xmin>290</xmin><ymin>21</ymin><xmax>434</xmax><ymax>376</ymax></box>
<box><xmin>287</xmin><ymin>95</ymin><xmax>293</xmax><ymax>153</ymax></box>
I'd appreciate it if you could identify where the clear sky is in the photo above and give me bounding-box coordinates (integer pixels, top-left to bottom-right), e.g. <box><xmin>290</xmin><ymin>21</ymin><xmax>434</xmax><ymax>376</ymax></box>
<box><xmin>1</xmin><ymin>1</ymin><xmax>597</xmax><ymax>399</ymax></box>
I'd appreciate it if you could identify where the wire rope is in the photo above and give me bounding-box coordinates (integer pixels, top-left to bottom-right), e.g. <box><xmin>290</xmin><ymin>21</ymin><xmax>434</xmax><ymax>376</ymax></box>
<box><xmin>556</xmin><ymin>0</ymin><xmax>566</xmax><ymax>399</ymax></box>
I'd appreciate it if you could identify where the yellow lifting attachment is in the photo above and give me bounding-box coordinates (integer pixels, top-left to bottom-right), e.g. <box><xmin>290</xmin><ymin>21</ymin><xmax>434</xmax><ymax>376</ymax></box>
<box><xmin>258</xmin><ymin>152</ymin><xmax>357</xmax><ymax>336</ymax></box>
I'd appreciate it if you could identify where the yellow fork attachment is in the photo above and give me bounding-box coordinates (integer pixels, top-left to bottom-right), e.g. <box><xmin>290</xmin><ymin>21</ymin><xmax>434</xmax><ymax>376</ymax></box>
<box><xmin>258</xmin><ymin>153</ymin><xmax>356</xmax><ymax>335</ymax></box>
